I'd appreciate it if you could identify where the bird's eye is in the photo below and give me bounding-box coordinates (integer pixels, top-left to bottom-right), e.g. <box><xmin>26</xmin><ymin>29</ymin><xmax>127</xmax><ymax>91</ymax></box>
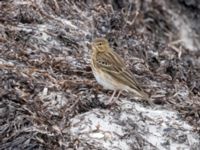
<box><xmin>98</xmin><ymin>42</ymin><xmax>102</xmax><ymax>46</ymax></box>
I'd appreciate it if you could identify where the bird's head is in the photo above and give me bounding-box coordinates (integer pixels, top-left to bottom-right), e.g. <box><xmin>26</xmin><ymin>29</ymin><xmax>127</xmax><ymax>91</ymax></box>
<box><xmin>91</xmin><ymin>38</ymin><xmax>110</xmax><ymax>53</ymax></box>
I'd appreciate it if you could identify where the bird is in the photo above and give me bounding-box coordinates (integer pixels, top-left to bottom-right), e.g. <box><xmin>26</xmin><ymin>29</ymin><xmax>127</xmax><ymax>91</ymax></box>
<box><xmin>91</xmin><ymin>38</ymin><xmax>149</xmax><ymax>104</ymax></box>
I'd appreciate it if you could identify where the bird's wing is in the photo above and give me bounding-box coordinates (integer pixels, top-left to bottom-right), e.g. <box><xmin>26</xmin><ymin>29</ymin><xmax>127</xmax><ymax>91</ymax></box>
<box><xmin>96</xmin><ymin>50</ymin><xmax>143</xmax><ymax>92</ymax></box>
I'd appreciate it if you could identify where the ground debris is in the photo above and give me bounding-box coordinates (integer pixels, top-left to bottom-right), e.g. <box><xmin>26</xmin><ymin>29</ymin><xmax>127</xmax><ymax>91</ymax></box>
<box><xmin>0</xmin><ymin>0</ymin><xmax>200</xmax><ymax>149</ymax></box>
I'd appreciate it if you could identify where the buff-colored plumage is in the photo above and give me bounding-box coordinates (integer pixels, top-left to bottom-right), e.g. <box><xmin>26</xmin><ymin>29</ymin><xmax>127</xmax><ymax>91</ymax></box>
<box><xmin>91</xmin><ymin>38</ymin><xmax>149</xmax><ymax>103</ymax></box>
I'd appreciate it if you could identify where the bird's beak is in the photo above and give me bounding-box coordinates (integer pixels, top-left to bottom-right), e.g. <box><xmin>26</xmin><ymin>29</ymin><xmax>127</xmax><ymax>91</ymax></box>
<box><xmin>87</xmin><ymin>43</ymin><xmax>92</xmax><ymax>49</ymax></box>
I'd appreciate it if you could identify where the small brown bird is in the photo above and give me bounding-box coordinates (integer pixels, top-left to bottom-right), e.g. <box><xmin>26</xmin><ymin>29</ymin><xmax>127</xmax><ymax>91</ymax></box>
<box><xmin>91</xmin><ymin>38</ymin><xmax>149</xmax><ymax>103</ymax></box>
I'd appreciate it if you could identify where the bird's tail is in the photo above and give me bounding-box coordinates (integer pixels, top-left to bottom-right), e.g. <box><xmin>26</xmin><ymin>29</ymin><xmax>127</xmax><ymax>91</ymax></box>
<box><xmin>128</xmin><ymin>86</ymin><xmax>150</xmax><ymax>99</ymax></box>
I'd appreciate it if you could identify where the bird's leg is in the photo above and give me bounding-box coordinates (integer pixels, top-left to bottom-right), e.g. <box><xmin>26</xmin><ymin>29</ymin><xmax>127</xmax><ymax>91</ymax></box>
<box><xmin>108</xmin><ymin>90</ymin><xmax>116</xmax><ymax>103</ymax></box>
<box><xmin>110</xmin><ymin>90</ymin><xmax>122</xmax><ymax>104</ymax></box>
<box><xmin>116</xmin><ymin>90</ymin><xmax>122</xmax><ymax>100</ymax></box>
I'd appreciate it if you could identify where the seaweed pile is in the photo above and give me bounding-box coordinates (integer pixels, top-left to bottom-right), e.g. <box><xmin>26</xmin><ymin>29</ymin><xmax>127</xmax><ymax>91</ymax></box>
<box><xmin>0</xmin><ymin>0</ymin><xmax>199</xmax><ymax>149</ymax></box>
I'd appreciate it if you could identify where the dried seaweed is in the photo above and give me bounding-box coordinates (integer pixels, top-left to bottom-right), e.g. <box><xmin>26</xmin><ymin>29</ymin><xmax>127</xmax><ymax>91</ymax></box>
<box><xmin>0</xmin><ymin>0</ymin><xmax>200</xmax><ymax>149</ymax></box>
